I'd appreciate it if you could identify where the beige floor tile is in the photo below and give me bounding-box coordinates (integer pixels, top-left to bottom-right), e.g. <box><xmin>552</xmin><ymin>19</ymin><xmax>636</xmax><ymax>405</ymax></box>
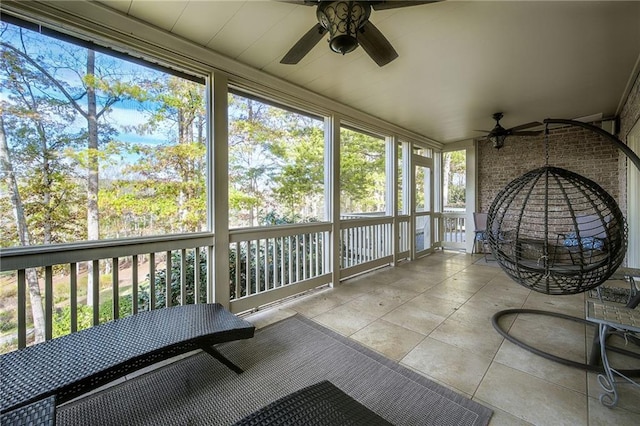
<box><xmin>473</xmin><ymin>281</ymin><xmax>530</xmax><ymax>305</ymax></box>
<box><xmin>387</xmin><ymin>275</ymin><xmax>442</xmax><ymax>293</ymax></box>
<box><xmin>476</xmin><ymin>400</ymin><xmax>534</xmax><ymax>426</ymax></box>
<box><xmin>475</xmin><ymin>362</ymin><xmax>588</xmax><ymax>426</ymax></box>
<box><xmin>451</xmin><ymin>266</ymin><xmax>503</xmax><ymax>282</ymax></box>
<box><xmin>350</xmin><ymin>319</ymin><xmax>425</xmax><ymax>360</ymax></box>
<box><xmin>426</xmin><ymin>283</ymin><xmax>477</xmax><ymax>305</ymax></box>
<box><xmin>436</xmin><ymin>276</ymin><xmax>489</xmax><ymax>294</ymax></box>
<box><xmin>448</xmin><ymin>297</ymin><xmax>519</xmax><ymax>328</ymax></box>
<box><xmin>523</xmin><ymin>291</ymin><xmax>586</xmax><ymax>317</ymax></box>
<box><xmin>505</xmin><ymin>312</ymin><xmax>587</xmax><ymax>365</ymax></box>
<box><xmin>429</xmin><ymin>317</ymin><xmax>505</xmax><ymax>359</ymax></box>
<box><xmin>345</xmin><ymin>286</ymin><xmax>420</xmax><ymax>319</ymax></box>
<box><xmin>588</xmin><ymin>396</ymin><xmax>640</xmax><ymax>425</ymax></box>
<box><xmin>401</xmin><ymin>337</ymin><xmax>492</xmax><ymax>395</ymax></box>
<box><xmin>284</xmin><ymin>291</ymin><xmax>346</xmax><ymax>317</ymax></box>
<box><xmin>382</xmin><ymin>299</ymin><xmax>448</xmax><ymax>335</ymax></box>
<box><xmin>494</xmin><ymin>339</ymin><xmax>587</xmax><ymax>393</ymax></box>
<box><xmin>587</xmin><ymin>371</ymin><xmax>640</xmax><ymax>414</ymax></box>
<box><xmin>408</xmin><ymin>292</ymin><xmax>464</xmax><ymax>317</ymax></box>
<box><xmin>312</xmin><ymin>303</ymin><xmax>379</xmax><ymax>336</ymax></box>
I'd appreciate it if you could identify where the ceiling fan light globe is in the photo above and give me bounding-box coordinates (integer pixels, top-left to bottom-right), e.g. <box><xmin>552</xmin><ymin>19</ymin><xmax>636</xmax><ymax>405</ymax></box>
<box><xmin>490</xmin><ymin>134</ymin><xmax>507</xmax><ymax>149</ymax></box>
<box><xmin>330</xmin><ymin>35</ymin><xmax>359</xmax><ymax>54</ymax></box>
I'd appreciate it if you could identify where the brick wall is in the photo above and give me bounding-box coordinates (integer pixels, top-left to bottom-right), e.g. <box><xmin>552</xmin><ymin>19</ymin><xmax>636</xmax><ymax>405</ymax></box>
<box><xmin>477</xmin><ymin>125</ymin><xmax>620</xmax><ymax>213</ymax></box>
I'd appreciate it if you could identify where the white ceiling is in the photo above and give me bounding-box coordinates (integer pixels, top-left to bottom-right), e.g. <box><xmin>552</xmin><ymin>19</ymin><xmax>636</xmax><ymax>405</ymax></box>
<box><xmin>91</xmin><ymin>0</ymin><xmax>640</xmax><ymax>144</ymax></box>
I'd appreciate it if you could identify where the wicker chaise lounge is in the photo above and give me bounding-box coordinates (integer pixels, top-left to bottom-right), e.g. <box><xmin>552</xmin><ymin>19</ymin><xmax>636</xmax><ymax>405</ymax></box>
<box><xmin>0</xmin><ymin>303</ymin><xmax>255</xmax><ymax>425</ymax></box>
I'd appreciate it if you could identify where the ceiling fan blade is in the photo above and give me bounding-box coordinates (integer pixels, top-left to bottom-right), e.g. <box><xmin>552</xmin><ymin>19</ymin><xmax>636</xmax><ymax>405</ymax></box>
<box><xmin>280</xmin><ymin>23</ymin><xmax>327</xmax><ymax>64</ymax></box>
<box><xmin>371</xmin><ymin>1</ymin><xmax>440</xmax><ymax>11</ymax></box>
<box><xmin>474</xmin><ymin>130</ymin><xmax>492</xmax><ymax>133</ymax></box>
<box><xmin>511</xmin><ymin>130</ymin><xmax>543</xmax><ymax>136</ymax></box>
<box><xmin>358</xmin><ymin>21</ymin><xmax>398</xmax><ymax>67</ymax></box>
<box><xmin>509</xmin><ymin>121</ymin><xmax>543</xmax><ymax>132</ymax></box>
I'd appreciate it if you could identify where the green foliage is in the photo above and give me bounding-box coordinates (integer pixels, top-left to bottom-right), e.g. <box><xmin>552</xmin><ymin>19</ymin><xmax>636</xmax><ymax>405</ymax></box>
<box><xmin>51</xmin><ymin>295</ymin><xmax>134</xmax><ymax>338</ymax></box>
<box><xmin>139</xmin><ymin>250</ymin><xmax>207</xmax><ymax>311</ymax></box>
<box><xmin>0</xmin><ymin>311</ymin><xmax>16</xmax><ymax>333</ymax></box>
<box><xmin>443</xmin><ymin>150</ymin><xmax>466</xmax><ymax>208</ymax></box>
<box><xmin>340</xmin><ymin>128</ymin><xmax>386</xmax><ymax>212</ymax></box>
<box><xmin>229</xmin><ymin>212</ymin><xmax>323</xmax><ymax>299</ymax></box>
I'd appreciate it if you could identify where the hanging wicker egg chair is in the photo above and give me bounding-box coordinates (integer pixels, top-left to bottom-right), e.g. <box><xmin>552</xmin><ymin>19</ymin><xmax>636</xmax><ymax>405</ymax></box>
<box><xmin>487</xmin><ymin>165</ymin><xmax>627</xmax><ymax>295</ymax></box>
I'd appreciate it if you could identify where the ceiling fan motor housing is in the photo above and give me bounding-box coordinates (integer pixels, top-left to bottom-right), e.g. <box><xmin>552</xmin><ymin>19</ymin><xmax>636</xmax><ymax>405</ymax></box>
<box><xmin>317</xmin><ymin>1</ymin><xmax>371</xmax><ymax>54</ymax></box>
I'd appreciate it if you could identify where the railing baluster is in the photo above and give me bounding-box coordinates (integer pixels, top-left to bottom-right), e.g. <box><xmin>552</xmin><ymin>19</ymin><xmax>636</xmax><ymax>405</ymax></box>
<box><xmin>272</xmin><ymin>238</ymin><xmax>278</xmax><ymax>288</ymax></box>
<box><xmin>234</xmin><ymin>242</ymin><xmax>240</xmax><ymax>298</ymax></box>
<box><xmin>165</xmin><ymin>250</ymin><xmax>172</xmax><ymax>308</ymax></box>
<box><xmin>70</xmin><ymin>263</ymin><xmax>77</xmax><ymax>333</ymax></box>
<box><xmin>112</xmin><ymin>257</ymin><xmax>119</xmax><ymax>320</ymax></box>
<box><xmin>264</xmin><ymin>238</ymin><xmax>270</xmax><ymax>291</ymax></box>
<box><xmin>149</xmin><ymin>252</ymin><xmax>156</xmax><ymax>310</ymax></box>
<box><xmin>255</xmin><ymin>239</ymin><xmax>261</xmax><ymax>294</ymax></box>
<box><xmin>296</xmin><ymin>235</ymin><xmax>300</xmax><ymax>283</ymax></box>
<box><xmin>17</xmin><ymin>269</ymin><xmax>26</xmax><ymax>349</ymax></box>
<box><xmin>92</xmin><ymin>259</ymin><xmax>99</xmax><ymax>325</ymax></box>
<box><xmin>314</xmin><ymin>232</ymin><xmax>318</xmax><ymax>276</ymax></box>
<box><xmin>246</xmin><ymin>241</ymin><xmax>252</xmax><ymax>295</ymax></box>
<box><xmin>287</xmin><ymin>237</ymin><xmax>293</xmax><ymax>286</ymax></box>
<box><xmin>302</xmin><ymin>234</ymin><xmax>307</xmax><ymax>280</ymax></box>
<box><xmin>132</xmin><ymin>255</ymin><xmax>138</xmax><ymax>314</ymax></box>
<box><xmin>193</xmin><ymin>248</ymin><xmax>200</xmax><ymax>304</ymax></box>
<box><xmin>180</xmin><ymin>248</ymin><xmax>187</xmax><ymax>306</ymax></box>
<box><xmin>345</xmin><ymin>228</ymin><xmax>349</xmax><ymax>267</ymax></box>
<box><xmin>45</xmin><ymin>266</ymin><xmax>53</xmax><ymax>340</ymax></box>
<box><xmin>280</xmin><ymin>237</ymin><xmax>285</xmax><ymax>287</ymax></box>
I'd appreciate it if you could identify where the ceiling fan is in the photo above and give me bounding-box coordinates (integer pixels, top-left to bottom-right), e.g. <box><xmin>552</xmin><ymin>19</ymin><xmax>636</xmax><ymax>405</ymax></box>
<box><xmin>477</xmin><ymin>112</ymin><xmax>543</xmax><ymax>149</ymax></box>
<box><xmin>280</xmin><ymin>1</ymin><xmax>439</xmax><ymax>67</ymax></box>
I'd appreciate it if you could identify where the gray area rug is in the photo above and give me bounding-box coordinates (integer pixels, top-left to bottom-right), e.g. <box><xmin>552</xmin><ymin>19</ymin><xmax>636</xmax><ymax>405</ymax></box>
<box><xmin>57</xmin><ymin>315</ymin><xmax>492</xmax><ymax>425</ymax></box>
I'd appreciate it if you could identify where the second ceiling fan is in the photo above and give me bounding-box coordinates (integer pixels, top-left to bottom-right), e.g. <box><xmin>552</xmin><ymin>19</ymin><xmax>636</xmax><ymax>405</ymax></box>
<box><xmin>280</xmin><ymin>1</ymin><xmax>439</xmax><ymax>67</ymax></box>
<box><xmin>478</xmin><ymin>112</ymin><xmax>543</xmax><ymax>149</ymax></box>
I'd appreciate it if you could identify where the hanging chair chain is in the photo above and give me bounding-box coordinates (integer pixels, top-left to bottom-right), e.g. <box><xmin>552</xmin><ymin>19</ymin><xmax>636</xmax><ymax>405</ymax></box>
<box><xmin>544</xmin><ymin>123</ymin><xmax>550</xmax><ymax>166</ymax></box>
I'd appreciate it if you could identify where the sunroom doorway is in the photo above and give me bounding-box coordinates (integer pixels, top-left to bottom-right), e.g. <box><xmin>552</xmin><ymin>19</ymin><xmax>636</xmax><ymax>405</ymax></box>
<box><xmin>413</xmin><ymin>153</ymin><xmax>434</xmax><ymax>258</ymax></box>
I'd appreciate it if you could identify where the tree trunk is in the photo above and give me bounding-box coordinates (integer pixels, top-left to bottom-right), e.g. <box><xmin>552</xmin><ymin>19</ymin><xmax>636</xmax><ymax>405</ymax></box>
<box><xmin>86</xmin><ymin>50</ymin><xmax>100</xmax><ymax>306</ymax></box>
<box><xmin>0</xmin><ymin>113</ymin><xmax>46</xmax><ymax>343</ymax></box>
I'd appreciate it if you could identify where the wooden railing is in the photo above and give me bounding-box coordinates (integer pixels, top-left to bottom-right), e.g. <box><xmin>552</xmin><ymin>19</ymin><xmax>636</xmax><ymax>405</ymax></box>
<box><xmin>339</xmin><ymin>216</ymin><xmax>394</xmax><ymax>278</ymax></box>
<box><xmin>227</xmin><ymin>223</ymin><xmax>332</xmax><ymax>313</ymax></box>
<box><xmin>0</xmin><ymin>233</ymin><xmax>214</xmax><ymax>351</ymax></box>
<box><xmin>441</xmin><ymin>211</ymin><xmax>467</xmax><ymax>250</ymax></box>
<box><xmin>1</xmin><ymin>216</ymin><xmax>408</xmax><ymax>353</ymax></box>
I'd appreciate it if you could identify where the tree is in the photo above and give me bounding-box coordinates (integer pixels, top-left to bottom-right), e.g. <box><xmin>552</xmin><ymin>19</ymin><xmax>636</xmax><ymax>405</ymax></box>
<box><xmin>1</xmin><ymin>24</ymin><xmax>144</xmax><ymax>306</ymax></box>
<box><xmin>228</xmin><ymin>95</ymin><xmax>286</xmax><ymax>227</ymax></box>
<box><xmin>272</xmin><ymin>118</ymin><xmax>324</xmax><ymax>219</ymax></box>
<box><xmin>340</xmin><ymin>129</ymin><xmax>386</xmax><ymax>213</ymax></box>
<box><xmin>0</xmin><ymin>113</ymin><xmax>46</xmax><ymax>343</ymax></box>
<box><xmin>443</xmin><ymin>150</ymin><xmax>466</xmax><ymax>208</ymax></box>
<box><xmin>122</xmin><ymin>75</ymin><xmax>207</xmax><ymax>234</ymax></box>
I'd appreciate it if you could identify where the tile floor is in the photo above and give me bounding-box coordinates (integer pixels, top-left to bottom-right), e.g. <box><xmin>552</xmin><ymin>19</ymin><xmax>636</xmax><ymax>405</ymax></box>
<box><xmin>244</xmin><ymin>251</ymin><xmax>640</xmax><ymax>426</ymax></box>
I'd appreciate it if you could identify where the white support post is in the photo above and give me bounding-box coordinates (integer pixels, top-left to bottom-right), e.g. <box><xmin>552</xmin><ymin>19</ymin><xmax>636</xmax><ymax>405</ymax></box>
<box><xmin>408</xmin><ymin>145</ymin><xmax>415</xmax><ymax>260</ymax></box>
<box><xmin>209</xmin><ymin>72</ymin><xmax>230</xmax><ymax>307</ymax></box>
<box><xmin>325</xmin><ymin>115</ymin><xmax>341</xmax><ymax>287</ymax></box>
<box><xmin>466</xmin><ymin>142</ymin><xmax>478</xmax><ymax>254</ymax></box>
<box><xmin>386</xmin><ymin>136</ymin><xmax>398</xmax><ymax>264</ymax></box>
<box><xmin>627</xmin><ymin>122</ymin><xmax>640</xmax><ymax>268</ymax></box>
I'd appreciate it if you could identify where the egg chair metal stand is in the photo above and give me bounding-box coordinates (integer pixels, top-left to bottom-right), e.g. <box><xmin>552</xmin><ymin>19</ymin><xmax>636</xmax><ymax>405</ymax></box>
<box><xmin>490</xmin><ymin>118</ymin><xmax>640</xmax><ymax>374</ymax></box>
